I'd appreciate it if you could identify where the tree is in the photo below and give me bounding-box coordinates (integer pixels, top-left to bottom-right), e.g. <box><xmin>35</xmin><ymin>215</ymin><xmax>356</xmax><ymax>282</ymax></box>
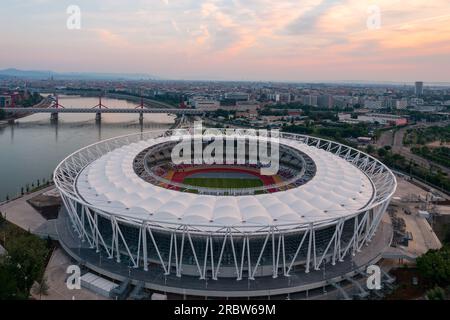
<box><xmin>5</xmin><ymin>234</ymin><xmax>49</xmax><ymax>294</ymax></box>
<box><xmin>0</xmin><ymin>263</ymin><xmax>18</xmax><ymax>300</ymax></box>
<box><xmin>377</xmin><ymin>148</ymin><xmax>388</xmax><ymax>158</ymax></box>
<box><xmin>416</xmin><ymin>246</ymin><xmax>450</xmax><ymax>286</ymax></box>
<box><xmin>425</xmin><ymin>286</ymin><xmax>446</xmax><ymax>300</ymax></box>
<box><xmin>366</xmin><ymin>144</ymin><xmax>375</xmax><ymax>154</ymax></box>
<box><xmin>32</xmin><ymin>276</ymin><xmax>49</xmax><ymax>300</ymax></box>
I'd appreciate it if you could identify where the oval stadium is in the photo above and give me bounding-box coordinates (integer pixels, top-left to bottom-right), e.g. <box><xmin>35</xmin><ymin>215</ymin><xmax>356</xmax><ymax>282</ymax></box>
<box><xmin>54</xmin><ymin>128</ymin><xmax>397</xmax><ymax>298</ymax></box>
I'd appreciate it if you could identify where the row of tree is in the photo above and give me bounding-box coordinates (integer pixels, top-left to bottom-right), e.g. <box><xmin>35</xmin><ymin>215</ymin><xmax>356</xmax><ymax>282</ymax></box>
<box><xmin>416</xmin><ymin>244</ymin><xmax>450</xmax><ymax>300</ymax></box>
<box><xmin>411</xmin><ymin>146</ymin><xmax>450</xmax><ymax>168</ymax></box>
<box><xmin>371</xmin><ymin>146</ymin><xmax>450</xmax><ymax>192</ymax></box>
<box><xmin>404</xmin><ymin>125</ymin><xmax>450</xmax><ymax>146</ymax></box>
<box><xmin>0</xmin><ymin>214</ymin><xmax>51</xmax><ymax>299</ymax></box>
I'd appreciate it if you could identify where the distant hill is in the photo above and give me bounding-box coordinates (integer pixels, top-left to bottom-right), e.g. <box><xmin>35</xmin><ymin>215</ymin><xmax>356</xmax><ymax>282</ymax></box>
<box><xmin>0</xmin><ymin>68</ymin><xmax>160</xmax><ymax>81</ymax></box>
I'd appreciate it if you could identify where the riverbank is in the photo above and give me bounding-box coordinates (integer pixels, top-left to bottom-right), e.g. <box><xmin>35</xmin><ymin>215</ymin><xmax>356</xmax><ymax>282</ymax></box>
<box><xmin>1</xmin><ymin>96</ymin><xmax>52</xmax><ymax>123</ymax></box>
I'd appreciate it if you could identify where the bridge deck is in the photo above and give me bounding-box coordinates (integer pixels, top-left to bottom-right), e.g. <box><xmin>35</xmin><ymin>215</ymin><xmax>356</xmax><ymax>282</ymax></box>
<box><xmin>1</xmin><ymin>108</ymin><xmax>204</xmax><ymax>114</ymax></box>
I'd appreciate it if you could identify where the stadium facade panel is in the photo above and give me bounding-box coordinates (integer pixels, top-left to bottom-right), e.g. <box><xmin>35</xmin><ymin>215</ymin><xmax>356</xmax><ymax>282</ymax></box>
<box><xmin>55</xmin><ymin>129</ymin><xmax>396</xmax><ymax>281</ymax></box>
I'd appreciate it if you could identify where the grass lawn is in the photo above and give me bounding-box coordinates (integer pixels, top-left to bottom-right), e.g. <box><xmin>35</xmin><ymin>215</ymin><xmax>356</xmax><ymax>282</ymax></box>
<box><xmin>183</xmin><ymin>177</ymin><xmax>264</xmax><ymax>189</ymax></box>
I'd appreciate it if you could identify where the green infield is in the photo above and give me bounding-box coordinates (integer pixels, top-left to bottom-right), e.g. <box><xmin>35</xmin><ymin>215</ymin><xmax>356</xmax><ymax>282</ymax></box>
<box><xmin>183</xmin><ymin>177</ymin><xmax>264</xmax><ymax>189</ymax></box>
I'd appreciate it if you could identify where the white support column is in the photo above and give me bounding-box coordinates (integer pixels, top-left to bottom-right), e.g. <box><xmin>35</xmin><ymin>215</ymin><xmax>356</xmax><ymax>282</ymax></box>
<box><xmin>109</xmin><ymin>217</ymin><xmax>116</xmax><ymax>259</ymax></box>
<box><xmin>84</xmin><ymin>207</ymin><xmax>111</xmax><ymax>257</ymax></box>
<box><xmin>274</xmin><ymin>233</ymin><xmax>281</xmax><ymax>278</ymax></box>
<box><xmin>229</xmin><ymin>233</ymin><xmax>241</xmax><ymax>280</ymax></box>
<box><xmin>332</xmin><ymin>226</ymin><xmax>338</xmax><ymax>266</ymax></box>
<box><xmin>352</xmin><ymin>216</ymin><xmax>358</xmax><ymax>256</ymax></box>
<box><xmin>81</xmin><ymin>206</ymin><xmax>85</xmax><ymax>242</ymax></box>
<box><xmin>202</xmin><ymin>237</ymin><xmax>209</xmax><ymax>280</ymax></box>
<box><xmin>62</xmin><ymin>196</ymin><xmax>82</xmax><ymax>239</ymax></box>
<box><xmin>115</xmin><ymin>221</ymin><xmax>137</xmax><ymax>267</ymax></box>
<box><xmin>367</xmin><ymin>202</ymin><xmax>388</xmax><ymax>241</ymax></box>
<box><xmin>147</xmin><ymin>227</ymin><xmax>169</xmax><ymax>274</ymax></box>
<box><xmin>272</xmin><ymin>230</ymin><xmax>276</xmax><ymax>278</ymax></box>
<box><xmin>81</xmin><ymin>206</ymin><xmax>95</xmax><ymax>248</ymax></box>
<box><xmin>186</xmin><ymin>230</ymin><xmax>203</xmax><ymax>278</ymax></box>
<box><xmin>142</xmin><ymin>225</ymin><xmax>148</xmax><ymax>271</ymax></box>
<box><xmin>312</xmin><ymin>228</ymin><xmax>318</xmax><ymax>271</ymax></box>
<box><xmin>174</xmin><ymin>233</ymin><xmax>180</xmax><ymax>277</ymax></box>
<box><xmin>214</xmin><ymin>232</ymin><xmax>228</xmax><ymax>280</ymax></box>
<box><xmin>366</xmin><ymin>210</ymin><xmax>371</xmax><ymax>240</ymax></box>
<box><xmin>305</xmin><ymin>225</ymin><xmax>313</xmax><ymax>273</ymax></box>
<box><xmin>136</xmin><ymin>227</ymin><xmax>142</xmax><ymax>269</ymax></box>
<box><xmin>282</xmin><ymin>235</ymin><xmax>287</xmax><ymax>276</ymax></box>
<box><xmin>209</xmin><ymin>235</ymin><xmax>215</xmax><ymax>280</ymax></box>
<box><xmin>94</xmin><ymin>212</ymin><xmax>99</xmax><ymax>253</ymax></box>
<box><xmin>247</xmin><ymin>236</ymin><xmax>254</xmax><ymax>280</ymax></box>
<box><xmin>356</xmin><ymin>211</ymin><xmax>369</xmax><ymax>251</ymax></box>
<box><xmin>337</xmin><ymin>221</ymin><xmax>344</xmax><ymax>262</ymax></box>
<box><xmin>239</xmin><ymin>237</ymin><xmax>246</xmax><ymax>280</ymax></box>
<box><xmin>286</xmin><ymin>229</ymin><xmax>309</xmax><ymax>275</ymax></box>
<box><xmin>316</xmin><ymin>222</ymin><xmax>340</xmax><ymax>268</ymax></box>
<box><xmin>166</xmin><ymin>233</ymin><xmax>174</xmax><ymax>275</ymax></box>
<box><xmin>251</xmin><ymin>231</ymin><xmax>270</xmax><ymax>279</ymax></box>
<box><xmin>177</xmin><ymin>232</ymin><xmax>185</xmax><ymax>277</ymax></box>
<box><xmin>113</xmin><ymin>218</ymin><xmax>121</xmax><ymax>263</ymax></box>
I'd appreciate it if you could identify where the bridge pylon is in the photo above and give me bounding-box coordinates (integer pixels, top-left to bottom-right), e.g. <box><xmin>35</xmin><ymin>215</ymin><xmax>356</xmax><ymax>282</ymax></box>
<box><xmin>92</xmin><ymin>95</ymin><xmax>108</xmax><ymax>123</ymax></box>
<box><xmin>135</xmin><ymin>94</ymin><xmax>146</xmax><ymax>123</ymax></box>
<box><xmin>92</xmin><ymin>95</ymin><xmax>108</xmax><ymax>110</ymax></box>
<box><xmin>49</xmin><ymin>94</ymin><xmax>65</xmax><ymax>122</ymax></box>
<box><xmin>50</xmin><ymin>112</ymin><xmax>58</xmax><ymax>121</ymax></box>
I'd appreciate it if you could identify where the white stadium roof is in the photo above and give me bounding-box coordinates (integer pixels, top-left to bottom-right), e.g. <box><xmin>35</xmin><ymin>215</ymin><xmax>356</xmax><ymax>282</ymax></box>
<box><xmin>75</xmin><ymin>135</ymin><xmax>374</xmax><ymax>230</ymax></box>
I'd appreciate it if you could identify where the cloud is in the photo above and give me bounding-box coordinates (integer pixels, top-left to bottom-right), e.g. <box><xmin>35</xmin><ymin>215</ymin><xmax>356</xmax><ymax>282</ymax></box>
<box><xmin>283</xmin><ymin>0</ymin><xmax>342</xmax><ymax>35</ymax></box>
<box><xmin>1</xmin><ymin>0</ymin><xmax>450</xmax><ymax>81</ymax></box>
<box><xmin>94</xmin><ymin>29</ymin><xmax>129</xmax><ymax>47</ymax></box>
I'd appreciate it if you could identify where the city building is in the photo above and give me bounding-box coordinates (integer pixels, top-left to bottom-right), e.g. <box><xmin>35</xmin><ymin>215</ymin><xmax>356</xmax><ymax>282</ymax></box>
<box><xmin>193</xmin><ymin>99</ymin><xmax>221</xmax><ymax>111</ymax></box>
<box><xmin>395</xmin><ymin>98</ymin><xmax>408</xmax><ymax>109</ymax></box>
<box><xmin>317</xmin><ymin>95</ymin><xmax>333</xmax><ymax>108</ymax></box>
<box><xmin>410</xmin><ymin>98</ymin><xmax>424</xmax><ymax>107</ymax></box>
<box><xmin>224</xmin><ymin>92</ymin><xmax>249</xmax><ymax>101</ymax></box>
<box><xmin>234</xmin><ymin>100</ymin><xmax>260</xmax><ymax>112</ymax></box>
<box><xmin>302</xmin><ymin>95</ymin><xmax>318</xmax><ymax>107</ymax></box>
<box><xmin>235</xmin><ymin>110</ymin><xmax>258</xmax><ymax>118</ymax></box>
<box><xmin>415</xmin><ymin>81</ymin><xmax>424</xmax><ymax>96</ymax></box>
<box><xmin>357</xmin><ymin>113</ymin><xmax>408</xmax><ymax>126</ymax></box>
<box><xmin>333</xmin><ymin>96</ymin><xmax>357</xmax><ymax>109</ymax></box>
<box><xmin>363</xmin><ymin>100</ymin><xmax>383</xmax><ymax>109</ymax></box>
<box><xmin>0</xmin><ymin>95</ymin><xmax>12</xmax><ymax>108</ymax></box>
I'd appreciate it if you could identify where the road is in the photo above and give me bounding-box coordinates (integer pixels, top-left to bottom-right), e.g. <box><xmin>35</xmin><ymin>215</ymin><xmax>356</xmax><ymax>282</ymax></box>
<box><xmin>1</xmin><ymin>107</ymin><xmax>205</xmax><ymax>115</ymax></box>
<box><xmin>377</xmin><ymin>121</ymin><xmax>450</xmax><ymax>176</ymax></box>
<box><xmin>0</xmin><ymin>185</ymin><xmax>54</xmax><ymax>232</ymax></box>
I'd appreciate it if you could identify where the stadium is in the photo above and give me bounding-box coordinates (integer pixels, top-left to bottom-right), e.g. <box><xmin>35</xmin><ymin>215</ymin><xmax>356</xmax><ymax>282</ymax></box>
<box><xmin>54</xmin><ymin>128</ymin><xmax>397</xmax><ymax>298</ymax></box>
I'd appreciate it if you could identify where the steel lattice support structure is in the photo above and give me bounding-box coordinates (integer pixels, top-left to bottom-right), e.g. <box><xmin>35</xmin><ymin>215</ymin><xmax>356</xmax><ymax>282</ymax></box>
<box><xmin>54</xmin><ymin>130</ymin><xmax>396</xmax><ymax>281</ymax></box>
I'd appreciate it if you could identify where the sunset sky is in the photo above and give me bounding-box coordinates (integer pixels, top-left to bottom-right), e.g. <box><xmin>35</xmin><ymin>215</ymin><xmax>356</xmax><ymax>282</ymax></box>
<box><xmin>1</xmin><ymin>0</ymin><xmax>450</xmax><ymax>82</ymax></box>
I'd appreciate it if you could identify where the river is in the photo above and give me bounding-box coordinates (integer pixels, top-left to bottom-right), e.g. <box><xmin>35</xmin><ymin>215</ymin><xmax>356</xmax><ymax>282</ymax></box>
<box><xmin>0</xmin><ymin>95</ymin><xmax>176</xmax><ymax>202</ymax></box>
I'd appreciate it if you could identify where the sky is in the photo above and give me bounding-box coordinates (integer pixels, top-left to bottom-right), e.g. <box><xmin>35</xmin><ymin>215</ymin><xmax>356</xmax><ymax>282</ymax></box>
<box><xmin>1</xmin><ymin>0</ymin><xmax>450</xmax><ymax>82</ymax></box>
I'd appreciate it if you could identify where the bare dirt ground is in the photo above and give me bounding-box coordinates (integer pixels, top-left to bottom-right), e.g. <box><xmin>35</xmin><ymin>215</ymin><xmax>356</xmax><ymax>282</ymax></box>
<box><xmin>426</xmin><ymin>141</ymin><xmax>450</xmax><ymax>148</ymax></box>
<box><xmin>390</xmin><ymin>177</ymin><xmax>442</xmax><ymax>256</ymax></box>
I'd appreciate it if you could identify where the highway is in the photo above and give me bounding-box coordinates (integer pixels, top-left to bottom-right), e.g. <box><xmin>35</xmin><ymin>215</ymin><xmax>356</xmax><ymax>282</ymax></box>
<box><xmin>377</xmin><ymin>121</ymin><xmax>450</xmax><ymax>176</ymax></box>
